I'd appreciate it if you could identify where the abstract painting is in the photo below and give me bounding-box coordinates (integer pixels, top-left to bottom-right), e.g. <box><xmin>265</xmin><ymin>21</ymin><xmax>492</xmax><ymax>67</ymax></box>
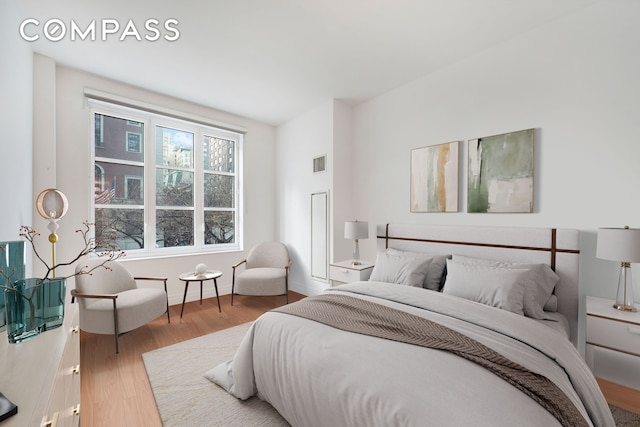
<box><xmin>410</xmin><ymin>141</ymin><xmax>459</xmax><ymax>212</ymax></box>
<box><xmin>467</xmin><ymin>128</ymin><xmax>534</xmax><ymax>213</ymax></box>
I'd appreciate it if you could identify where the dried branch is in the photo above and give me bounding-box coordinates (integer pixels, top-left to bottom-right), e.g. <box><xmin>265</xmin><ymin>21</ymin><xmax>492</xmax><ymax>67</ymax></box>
<box><xmin>2</xmin><ymin>221</ymin><xmax>125</xmax><ymax>287</ymax></box>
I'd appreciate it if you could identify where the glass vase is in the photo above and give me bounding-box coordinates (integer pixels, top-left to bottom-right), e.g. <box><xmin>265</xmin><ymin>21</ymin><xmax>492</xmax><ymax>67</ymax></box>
<box><xmin>0</xmin><ymin>241</ymin><xmax>26</xmax><ymax>331</ymax></box>
<box><xmin>4</xmin><ymin>277</ymin><xmax>66</xmax><ymax>344</ymax></box>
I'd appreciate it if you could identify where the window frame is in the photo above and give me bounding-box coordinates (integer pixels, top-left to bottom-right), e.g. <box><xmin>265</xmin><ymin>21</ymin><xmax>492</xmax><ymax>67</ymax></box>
<box><xmin>90</xmin><ymin>100</ymin><xmax>243</xmax><ymax>258</ymax></box>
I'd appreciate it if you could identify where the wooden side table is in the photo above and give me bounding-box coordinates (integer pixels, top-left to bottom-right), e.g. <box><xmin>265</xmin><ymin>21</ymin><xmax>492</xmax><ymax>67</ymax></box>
<box><xmin>329</xmin><ymin>260</ymin><xmax>374</xmax><ymax>286</ymax></box>
<box><xmin>179</xmin><ymin>270</ymin><xmax>222</xmax><ymax>318</ymax></box>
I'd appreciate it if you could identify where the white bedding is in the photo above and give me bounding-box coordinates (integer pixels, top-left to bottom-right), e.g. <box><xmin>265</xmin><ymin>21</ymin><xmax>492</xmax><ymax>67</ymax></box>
<box><xmin>535</xmin><ymin>311</ymin><xmax>571</xmax><ymax>339</ymax></box>
<box><xmin>206</xmin><ymin>282</ymin><xmax>614</xmax><ymax>427</ymax></box>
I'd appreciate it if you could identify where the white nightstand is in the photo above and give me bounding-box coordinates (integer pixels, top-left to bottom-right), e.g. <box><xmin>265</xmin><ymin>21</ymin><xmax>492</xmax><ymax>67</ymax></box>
<box><xmin>586</xmin><ymin>296</ymin><xmax>640</xmax><ymax>390</ymax></box>
<box><xmin>329</xmin><ymin>260</ymin><xmax>374</xmax><ymax>286</ymax></box>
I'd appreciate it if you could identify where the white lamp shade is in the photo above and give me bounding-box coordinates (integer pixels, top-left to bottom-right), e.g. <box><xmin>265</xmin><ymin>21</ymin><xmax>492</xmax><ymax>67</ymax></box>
<box><xmin>344</xmin><ymin>221</ymin><xmax>368</xmax><ymax>240</ymax></box>
<box><xmin>36</xmin><ymin>189</ymin><xmax>69</xmax><ymax>220</ymax></box>
<box><xmin>597</xmin><ymin>227</ymin><xmax>640</xmax><ymax>263</ymax></box>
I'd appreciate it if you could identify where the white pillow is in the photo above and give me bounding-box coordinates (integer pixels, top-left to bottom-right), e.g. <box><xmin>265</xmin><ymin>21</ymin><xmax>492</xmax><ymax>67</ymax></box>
<box><xmin>369</xmin><ymin>251</ymin><xmax>433</xmax><ymax>287</ymax></box>
<box><xmin>451</xmin><ymin>254</ymin><xmax>559</xmax><ymax>320</ymax></box>
<box><xmin>443</xmin><ymin>259</ymin><xmax>530</xmax><ymax>316</ymax></box>
<box><xmin>543</xmin><ymin>295</ymin><xmax>558</xmax><ymax>312</ymax></box>
<box><xmin>384</xmin><ymin>248</ymin><xmax>449</xmax><ymax>290</ymax></box>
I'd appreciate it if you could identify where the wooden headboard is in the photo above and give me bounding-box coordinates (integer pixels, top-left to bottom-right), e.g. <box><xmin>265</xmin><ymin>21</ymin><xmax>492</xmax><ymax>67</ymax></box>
<box><xmin>376</xmin><ymin>223</ymin><xmax>581</xmax><ymax>345</ymax></box>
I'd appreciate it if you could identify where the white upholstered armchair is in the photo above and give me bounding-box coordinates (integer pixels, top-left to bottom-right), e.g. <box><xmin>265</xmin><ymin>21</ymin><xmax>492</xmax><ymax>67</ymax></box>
<box><xmin>71</xmin><ymin>259</ymin><xmax>170</xmax><ymax>353</ymax></box>
<box><xmin>231</xmin><ymin>242</ymin><xmax>292</xmax><ymax>305</ymax></box>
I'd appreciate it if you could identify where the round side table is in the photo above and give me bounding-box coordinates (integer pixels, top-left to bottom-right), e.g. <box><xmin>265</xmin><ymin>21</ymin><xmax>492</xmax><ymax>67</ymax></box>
<box><xmin>178</xmin><ymin>270</ymin><xmax>222</xmax><ymax>318</ymax></box>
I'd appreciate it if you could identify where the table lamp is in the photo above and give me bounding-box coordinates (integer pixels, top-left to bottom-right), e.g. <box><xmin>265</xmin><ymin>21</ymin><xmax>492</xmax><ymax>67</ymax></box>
<box><xmin>35</xmin><ymin>189</ymin><xmax>69</xmax><ymax>277</ymax></box>
<box><xmin>344</xmin><ymin>220</ymin><xmax>368</xmax><ymax>266</ymax></box>
<box><xmin>596</xmin><ymin>226</ymin><xmax>640</xmax><ymax>312</ymax></box>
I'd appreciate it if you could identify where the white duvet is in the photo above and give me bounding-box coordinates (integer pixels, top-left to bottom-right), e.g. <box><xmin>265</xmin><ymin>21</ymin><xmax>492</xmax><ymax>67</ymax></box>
<box><xmin>206</xmin><ymin>282</ymin><xmax>615</xmax><ymax>427</ymax></box>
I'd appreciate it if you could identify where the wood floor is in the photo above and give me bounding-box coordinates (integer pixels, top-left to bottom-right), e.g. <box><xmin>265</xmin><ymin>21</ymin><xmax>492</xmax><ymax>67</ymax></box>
<box><xmin>596</xmin><ymin>378</ymin><xmax>640</xmax><ymax>414</ymax></box>
<box><xmin>80</xmin><ymin>292</ymin><xmax>640</xmax><ymax>426</ymax></box>
<box><xmin>80</xmin><ymin>292</ymin><xmax>305</xmax><ymax>427</ymax></box>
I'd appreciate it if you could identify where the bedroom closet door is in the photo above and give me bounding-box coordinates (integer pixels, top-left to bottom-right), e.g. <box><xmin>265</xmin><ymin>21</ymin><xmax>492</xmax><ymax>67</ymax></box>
<box><xmin>311</xmin><ymin>191</ymin><xmax>329</xmax><ymax>282</ymax></box>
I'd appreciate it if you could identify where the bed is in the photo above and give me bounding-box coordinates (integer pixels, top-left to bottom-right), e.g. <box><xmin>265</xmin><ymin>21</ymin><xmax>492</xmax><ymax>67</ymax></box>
<box><xmin>206</xmin><ymin>223</ymin><xmax>615</xmax><ymax>426</ymax></box>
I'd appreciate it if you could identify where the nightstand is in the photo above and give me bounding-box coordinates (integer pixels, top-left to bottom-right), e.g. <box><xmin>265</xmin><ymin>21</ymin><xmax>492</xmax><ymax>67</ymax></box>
<box><xmin>329</xmin><ymin>260</ymin><xmax>374</xmax><ymax>286</ymax></box>
<box><xmin>586</xmin><ymin>296</ymin><xmax>640</xmax><ymax>390</ymax></box>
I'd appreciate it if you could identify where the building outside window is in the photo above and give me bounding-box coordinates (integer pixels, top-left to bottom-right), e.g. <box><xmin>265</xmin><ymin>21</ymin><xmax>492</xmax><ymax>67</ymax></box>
<box><xmin>91</xmin><ymin>101</ymin><xmax>242</xmax><ymax>256</ymax></box>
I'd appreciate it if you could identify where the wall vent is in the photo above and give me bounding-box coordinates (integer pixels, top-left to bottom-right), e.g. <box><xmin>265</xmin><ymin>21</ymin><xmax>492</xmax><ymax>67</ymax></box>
<box><xmin>313</xmin><ymin>155</ymin><xmax>326</xmax><ymax>173</ymax></box>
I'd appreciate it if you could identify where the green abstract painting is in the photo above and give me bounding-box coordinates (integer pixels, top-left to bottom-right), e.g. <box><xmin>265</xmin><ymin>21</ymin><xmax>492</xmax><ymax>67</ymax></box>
<box><xmin>467</xmin><ymin>129</ymin><xmax>534</xmax><ymax>213</ymax></box>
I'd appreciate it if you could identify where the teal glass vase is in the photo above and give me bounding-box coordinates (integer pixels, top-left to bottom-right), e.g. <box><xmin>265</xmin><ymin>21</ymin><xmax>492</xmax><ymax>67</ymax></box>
<box><xmin>0</xmin><ymin>241</ymin><xmax>26</xmax><ymax>331</ymax></box>
<box><xmin>4</xmin><ymin>277</ymin><xmax>66</xmax><ymax>344</ymax></box>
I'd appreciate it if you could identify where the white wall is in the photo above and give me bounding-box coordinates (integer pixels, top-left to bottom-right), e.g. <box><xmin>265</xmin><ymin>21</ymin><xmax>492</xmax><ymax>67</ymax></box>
<box><xmin>276</xmin><ymin>2</ymin><xmax>640</xmax><ymax>347</ymax></box>
<box><xmin>0</xmin><ymin>2</ymin><xmax>33</xmax><ymax>244</ymax></box>
<box><xmin>276</xmin><ymin>101</ymin><xmax>334</xmax><ymax>295</ymax></box>
<box><xmin>275</xmin><ymin>99</ymin><xmax>355</xmax><ymax>295</ymax></box>
<box><xmin>350</xmin><ymin>2</ymin><xmax>640</xmax><ymax>302</ymax></box>
<box><xmin>332</xmin><ymin>101</ymin><xmax>356</xmax><ymax>263</ymax></box>
<box><xmin>32</xmin><ymin>59</ymin><xmax>278</xmax><ymax>305</ymax></box>
<box><xmin>346</xmin><ymin>2</ymin><xmax>640</xmax><ymax>348</ymax></box>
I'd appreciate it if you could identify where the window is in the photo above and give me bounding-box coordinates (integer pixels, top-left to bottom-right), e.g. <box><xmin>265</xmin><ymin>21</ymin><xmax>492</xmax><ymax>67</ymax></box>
<box><xmin>126</xmin><ymin>131</ymin><xmax>142</xmax><ymax>153</ymax></box>
<box><xmin>203</xmin><ymin>136</ymin><xmax>236</xmax><ymax>244</ymax></box>
<box><xmin>91</xmin><ymin>101</ymin><xmax>242</xmax><ymax>256</ymax></box>
<box><xmin>94</xmin><ymin>164</ymin><xmax>105</xmax><ymax>191</ymax></box>
<box><xmin>124</xmin><ymin>176</ymin><xmax>143</xmax><ymax>200</ymax></box>
<box><xmin>95</xmin><ymin>115</ymin><xmax>104</xmax><ymax>147</ymax></box>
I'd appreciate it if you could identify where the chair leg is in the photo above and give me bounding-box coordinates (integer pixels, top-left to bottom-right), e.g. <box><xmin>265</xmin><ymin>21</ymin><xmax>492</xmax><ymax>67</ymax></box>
<box><xmin>113</xmin><ymin>299</ymin><xmax>119</xmax><ymax>354</ymax></box>
<box><xmin>231</xmin><ymin>271</ymin><xmax>236</xmax><ymax>306</ymax></box>
<box><xmin>163</xmin><ymin>279</ymin><xmax>171</xmax><ymax>324</ymax></box>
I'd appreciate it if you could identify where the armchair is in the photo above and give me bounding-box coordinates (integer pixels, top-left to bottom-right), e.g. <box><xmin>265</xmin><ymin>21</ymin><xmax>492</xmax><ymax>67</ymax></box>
<box><xmin>231</xmin><ymin>242</ymin><xmax>292</xmax><ymax>305</ymax></box>
<box><xmin>71</xmin><ymin>259</ymin><xmax>170</xmax><ymax>353</ymax></box>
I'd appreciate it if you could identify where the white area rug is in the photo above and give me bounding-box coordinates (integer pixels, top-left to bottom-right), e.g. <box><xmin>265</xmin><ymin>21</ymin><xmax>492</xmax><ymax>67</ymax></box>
<box><xmin>609</xmin><ymin>404</ymin><xmax>640</xmax><ymax>427</ymax></box>
<box><xmin>142</xmin><ymin>323</ymin><xmax>289</xmax><ymax>426</ymax></box>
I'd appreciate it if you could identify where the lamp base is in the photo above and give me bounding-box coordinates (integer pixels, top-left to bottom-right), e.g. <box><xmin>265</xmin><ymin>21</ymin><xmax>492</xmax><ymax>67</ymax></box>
<box><xmin>613</xmin><ymin>303</ymin><xmax>637</xmax><ymax>312</ymax></box>
<box><xmin>352</xmin><ymin>239</ymin><xmax>361</xmax><ymax>267</ymax></box>
<box><xmin>614</xmin><ymin>263</ymin><xmax>637</xmax><ymax>312</ymax></box>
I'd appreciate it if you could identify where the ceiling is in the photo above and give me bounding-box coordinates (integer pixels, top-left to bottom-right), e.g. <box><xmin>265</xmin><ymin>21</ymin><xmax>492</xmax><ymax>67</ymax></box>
<box><xmin>15</xmin><ymin>0</ymin><xmax>596</xmax><ymax>125</ymax></box>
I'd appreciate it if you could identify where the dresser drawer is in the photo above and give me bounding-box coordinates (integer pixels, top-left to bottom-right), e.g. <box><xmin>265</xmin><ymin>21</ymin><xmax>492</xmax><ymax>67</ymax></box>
<box><xmin>587</xmin><ymin>314</ymin><xmax>640</xmax><ymax>356</ymax></box>
<box><xmin>329</xmin><ymin>266</ymin><xmax>363</xmax><ymax>283</ymax></box>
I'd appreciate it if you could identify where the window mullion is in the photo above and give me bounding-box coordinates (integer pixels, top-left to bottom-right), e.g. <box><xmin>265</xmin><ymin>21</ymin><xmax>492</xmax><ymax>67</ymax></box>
<box><xmin>146</xmin><ymin>117</ymin><xmax>156</xmax><ymax>254</ymax></box>
<box><xmin>235</xmin><ymin>134</ymin><xmax>243</xmax><ymax>249</ymax></box>
<box><xmin>194</xmin><ymin>130</ymin><xmax>204</xmax><ymax>247</ymax></box>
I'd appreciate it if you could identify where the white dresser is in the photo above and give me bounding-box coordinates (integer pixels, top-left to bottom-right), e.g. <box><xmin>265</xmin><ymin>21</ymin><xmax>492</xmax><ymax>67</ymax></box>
<box><xmin>586</xmin><ymin>296</ymin><xmax>640</xmax><ymax>390</ymax></box>
<box><xmin>0</xmin><ymin>301</ymin><xmax>80</xmax><ymax>426</ymax></box>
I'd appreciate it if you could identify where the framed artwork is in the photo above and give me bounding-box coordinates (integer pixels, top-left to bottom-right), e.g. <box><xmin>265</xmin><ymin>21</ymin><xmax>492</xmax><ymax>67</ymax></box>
<box><xmin>467</xmin><ymin>128</ymin><xmax>534</xmax><ymax>213</ymax></box>
<box><xmin>410</xmin><ymin>141</ymin><xmax>459</xmax><ymax>212</ymax></box>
